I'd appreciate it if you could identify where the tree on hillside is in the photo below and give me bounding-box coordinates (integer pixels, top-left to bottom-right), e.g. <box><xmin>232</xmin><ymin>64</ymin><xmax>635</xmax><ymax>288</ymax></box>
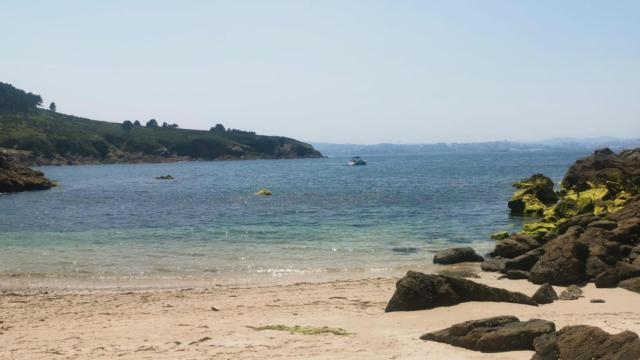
<box><xmin>210</xmin><ymin>123</ymin><xmax>225</xmax><ymax>133</ymax></box>
<box><xmin>49</xmin><ymin>102</ymin><xmax>56</xmax><ymax>112</ymax></box>
<box><xmin>133</xmin><ymin>120</ymin><xmax>141</xmax><ymax>127</ymax></box>
<box><xmin>146</xmin><ymin>119</ymin><xmax>158</xmax><ymax>128</ymax></box>
<box><xmin>169</xmin><ymin>123</ymin><xmax>179</xmax><ymax>129</ymax></box>
<box><xmin>162</xmin><ymin>122</ymin><xmax>168</xmax><ymax>128</ymax></box>
<box><xmin>0</xmin><ymin>82</ymin><xmax>43</xmax><ymax>112</ymax></box>
<box><xmin>121</xmin><ymin>120</ymin><xmax>133</xmax><ymax>132</ymax></box>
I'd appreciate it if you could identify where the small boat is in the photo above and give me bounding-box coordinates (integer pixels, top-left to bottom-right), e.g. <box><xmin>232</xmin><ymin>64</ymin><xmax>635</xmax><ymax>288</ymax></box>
<box><xmin>347</xmin><ymin>156</ymin><xmax>367</xmax><ymax>166</ymax></box>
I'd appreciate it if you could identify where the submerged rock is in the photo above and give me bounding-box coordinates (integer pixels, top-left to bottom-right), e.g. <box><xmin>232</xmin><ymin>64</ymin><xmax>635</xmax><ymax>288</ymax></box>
<box><xmin>0</xmin><ymin>151</ymin><xmax>55</xmax><ymax>193</ymax></box>
<box><xmin>255</xmin><ymin>188</ymin><xmax>273</xmax><ymax>196</ymax></box>
<box><xmin>384</xmin><ymin>271</ymin><xmax>536</xmax><ymax>312</ymax></box>
<box><xmin>420</xmin><ymin>315</ymin><xmax>555</xmax><ymax>353</ymax></box>
<box><xmin>433</xmin><ymin>247</ymin><xmax>483</xmax><ymax>265</ymax></box>
<box><xmin>155</xmin><ymin>175</ymin><xmax>174</xmax><ymax>180</ymax></box>
<box><xmin>532</xmin><ymin>283</ymin><xmax>558</xmax><ymax>305</ymax></box>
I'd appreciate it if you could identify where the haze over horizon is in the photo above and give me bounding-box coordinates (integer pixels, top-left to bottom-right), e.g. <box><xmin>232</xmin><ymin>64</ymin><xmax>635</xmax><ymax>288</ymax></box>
<box><xmin>2</xmin><ymin>1</ymin><xmax>638</xmax><ymax>144</ymax></box>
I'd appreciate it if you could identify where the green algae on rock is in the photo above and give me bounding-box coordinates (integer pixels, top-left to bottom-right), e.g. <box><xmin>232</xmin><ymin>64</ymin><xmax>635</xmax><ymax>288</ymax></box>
<box><xmin>247</xmin><ymin>325</ymin><xmax>351</xmax><ymax>336</ymax></box>
<box><xmin>490</xmin><ymin>231</ymin><xmax>510</xmax><ymax>240</ymax></box>
<box><xmin>255</xmin><ymin>188</ymin><xmax>273</xmax><ymax>196</ymax></box>
<box><xmin>508</xmin><ymin>174</ymin><xmax>558</xmax><ymax>217</ymax></box>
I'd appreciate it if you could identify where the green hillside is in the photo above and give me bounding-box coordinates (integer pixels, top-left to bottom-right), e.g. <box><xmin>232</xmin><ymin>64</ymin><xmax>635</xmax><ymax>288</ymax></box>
<box><xmin>0</xmin><ymin>83</ymin><xmax>322</xmax><ymax>164</ymax></box>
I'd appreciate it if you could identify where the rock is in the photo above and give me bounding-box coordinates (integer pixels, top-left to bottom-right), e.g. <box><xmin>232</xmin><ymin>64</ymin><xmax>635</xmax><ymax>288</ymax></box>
<box><xmin>155</xmin><ymin>175</ymin><xmax>174</xmax><ymax>180</ymax></box>
<box><xmin>504</xmin><ymin>248</ymin><xmax>545</xmax><ymax>272</ymax></box>
<box><xmin>433</xmin><ymin>247</ymin><xmax>484</xmax><ymax>264</ymax></box>
<box><xmin>533</xmin><ymin>325</ymin><xmax>640</xmax><ymax>359</ymax></box>
<box><xmin>481</xmin><ymin>258</ymin><xmax>506</xmax><ymax>272</ymax></box>
<box><xmin>558</xmin><ymin>285</ymin><xmax>583</xmax><ymax>300</ymax></box>
<box><xmin>585</xmin><ymin>256</ymin><xmax>611</xmax><ymax>279</ymax></box>
<box><xmin>490</xmin><ymin>231</ymin><xmax>510</xmax><ymax>240</ymax></box>
<box><xmin>629</xmin><ymin>244</ymin><xmax>640</xmax><ymax>261</ymax></box>
<box><xmin>587</xmin><ymin>219</ymin><xmax>618</xmax><ymax>230</ymax></box>
<box><xmin>618</xmin><ymin>277</ymin><xmax>640</xmax><ymax>294</ymax></box>
<box><xmin>532</xmin><ymin>333</ymin><xmax>559</xmax><ymax>360</ymax></box>
<box><xmin>633</xmin><ymin>257</ymin><xmax>640</xmax><ymax>267</ymax></box>
<box><xmin>559</xmin><ymin>148</ymin><xmax>640</xmax><ymax>217</ymax></box>
<box><xmin>529</xmin><ymin>227</ymin><xmax>589</xmax><ymax>285</ymax></box>
<box><xmin>384</xmin><ymin>271</ymin><xmax>537</xmax><ymax>312</ymax></box>
<box><xmin>508</xmin><ymin>174</ymin><xmax>558</xmax><ymax>217</ymax></box>
<box><xmin>506</xmin><ymin>270</ymin><xmax>530</xmax><ymax>280</ymax></box>
<box><xmin>420</xmin><ymin>316</ymin><xmax>555</xmax><ymax>352</ymax></box>
<box><xmin>590</xmin><ymin>299</ymin><xmax>605</xmax><ymax>303</ymax></box>
<box><xmin>615</xmin><ymin>261</ymin><xmax>640</xmax><ymax>280</ymax></box>
<box><xmin>436</xmin><ymin>269</ymin><xmax>480</xmax><ymax>278</ymax></box>
<box><xmin>594</xmin><ymin>269</ymin><xmax>619</xmax><ymax>288</ymax></box>
<box><xmin>255</xmin><ymin>188</ymin><xmax>272</xmax><ymax>196</ymax></box>
<box><xmin>0</xmin><ymin>151</ymin><xmax>55</xmax><ymax>193</ymax></box>
<box><xmin>491</xmin><ymin>233</ymin><xmax>542</xmax><ymax>259</ymax></box>
<box><xmin>532</xmin><ymin>283</ymin><xmax>558</xmax><ymax>305</ymax></box>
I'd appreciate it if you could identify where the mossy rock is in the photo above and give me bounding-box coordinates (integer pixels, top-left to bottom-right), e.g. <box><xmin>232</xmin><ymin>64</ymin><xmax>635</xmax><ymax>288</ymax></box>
<box><xmin>522</xmin><ymin>221</ymin><xmax>556</xmax><ymax>235</ymax></box>
<box><xmin>490</xmin><ymin>231</ymin><xmax>510</xmax><ymax>240</ymax></box>
<box><xmin>508</xmin><ymin>174</ymin><xmax>558</xmax><ymax>217</ymax></box>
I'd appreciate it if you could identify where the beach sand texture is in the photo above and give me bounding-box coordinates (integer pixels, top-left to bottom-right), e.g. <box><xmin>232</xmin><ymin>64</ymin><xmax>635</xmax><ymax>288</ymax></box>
<box><xmin>2</xmin><ymin>271</ymin><xmax>640</xmax><ymax>359</ymax></box>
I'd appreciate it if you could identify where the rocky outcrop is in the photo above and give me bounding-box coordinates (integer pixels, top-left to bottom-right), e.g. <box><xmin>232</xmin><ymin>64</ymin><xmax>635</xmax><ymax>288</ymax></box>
<box><xmin>532</xmin><ymin>325</ymin><xmax>640</xmax><ymax>360</ymax></box>
<box><xmin>384</xmin><ymin>271</ymin><xmax>536</xmax><ymax>312</ymax></box>
<box><xmin>490</xmin><ymin>233</ymin><xmax>543</xmax><ymax>258</ymax></box>
<box><xmin>420</xmin><ymin>316</ymin><xmax>555</xmax><ymax>353</ymax></box>
<box><xmin>529</xmin><ymin>227</ymin><xmax>589</xmax><ymax>285</ymax></box>
<box><xmin>508</xmin><ymin>174</ymin><xmax>558</xmax><ymax>217</ymax></box>
<box><xmin>0</xmin><ymin>151</ymin><xmax>55</xmax><ymax>193</ymax></box>
<box><xmin>433</xmin><ymin>247</ymin><xmax>483</xmax><ymax>264</ymax></box>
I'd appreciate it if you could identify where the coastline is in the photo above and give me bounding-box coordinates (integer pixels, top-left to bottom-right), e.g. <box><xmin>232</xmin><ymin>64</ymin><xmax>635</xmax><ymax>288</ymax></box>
<box><xmin>3</xmin><ymin>268</ymin><xmax>640</xmax><ymax>359</ymax></box>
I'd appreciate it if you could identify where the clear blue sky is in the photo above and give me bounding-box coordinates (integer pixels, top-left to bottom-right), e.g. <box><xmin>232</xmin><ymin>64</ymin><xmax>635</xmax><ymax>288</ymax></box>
<box><xmin>1</xmin><ymin>1</ymin><xmax>638</xmax><ymax>144</ymax></box>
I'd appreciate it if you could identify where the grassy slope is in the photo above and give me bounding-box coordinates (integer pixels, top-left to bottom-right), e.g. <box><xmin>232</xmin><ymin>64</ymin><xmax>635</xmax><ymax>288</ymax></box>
<box><xmin>0</xmin><ymin>109</ymin><xmax>321</xmax><ymax>161</ymax></box>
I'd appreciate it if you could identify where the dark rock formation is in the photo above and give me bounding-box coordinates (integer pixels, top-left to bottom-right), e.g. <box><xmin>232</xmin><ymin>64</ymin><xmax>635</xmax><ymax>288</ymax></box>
<box><xmin>532</xmin><ymin>325</ymin><xmax>640</xmax><ymax>360</ymax></box>
<box><xmin>420</xmin><ymin>316</ymin><xmax>555</xmax><ymax>353</ymax></box>
<box><xmin>481</xmin><ymin>258</ymin><xmax>506</xmax><ymax>272</ymax></box>
<box><xmin>619</xmin><ymin>277</ymin><xmax>640</xmax><ymax>294</ymax></box>
<box><xmin>384</xmin><ymin>271</ymin><xmax>536</xmax><ymax>312</ymax></box>
<box><xmin>558</xmin><ymin>285</ymin><xmax>583</xmax><ymax>300</ymax></box>
<box><xmin>505</xmin><ymin>270</ymin><xmax>530</xmax><ymax>280</ymax></box>
<box><xmin>529</xmin><ymin>227</ymin><xmax>589</xmax><ymax>285</ymax></box>
<box><xmin>433</xmin><ymin>247</ymin><xmax>483</xmax><ymax>265</ymax></box>
<box><xmin>505</xmin><ymin>248</ymin><xmax>545</xmax><ymax>272</ymax></box>
<box><xmin>155</xmin><ymin>175</ymin><xmax>174</xmax><ymax>180</ymax></box>
<box><xmin>595</xmin><ymin>269</ymin><xmax>620</xmax><ymax>288</ymax></box>
<box><xmin>508</xmin><ymin>174</ymin><xmax>558</xmax><ymax>217</ymax></box>
<box><xmin>0</xmin><ymin>151</ymin><xmax>55</xmax><ymax>193</ymax></box>
<box><xmin>532</xmin><ymin>283</ymin><xmax>558</xmax><ymax>305</ymax></box>
<box><xmin>491</xmin><ymin>233</ymin><xmax>542</xmax><ymax>259</ymax></box>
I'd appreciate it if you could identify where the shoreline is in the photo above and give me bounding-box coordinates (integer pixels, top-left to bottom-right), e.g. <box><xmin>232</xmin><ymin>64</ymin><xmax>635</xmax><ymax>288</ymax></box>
<box><xmin>3</xmin><ymin>269</ymin><xmax>640</xmax><ymax>359</ymax></box>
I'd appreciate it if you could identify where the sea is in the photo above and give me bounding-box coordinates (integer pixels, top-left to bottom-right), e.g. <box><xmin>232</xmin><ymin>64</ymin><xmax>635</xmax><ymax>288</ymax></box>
<box><xmin>0</xmin><ymin>151</ymin><xmax>588</xmax><ymax>289</ymax></box>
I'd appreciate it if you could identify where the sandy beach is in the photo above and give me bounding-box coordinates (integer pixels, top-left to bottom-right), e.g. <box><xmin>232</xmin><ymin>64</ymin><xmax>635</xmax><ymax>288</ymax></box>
<box><xmin>3</xmin><ymin>267</ymin><xmax>640</xmax><ymax>360</ymax></box>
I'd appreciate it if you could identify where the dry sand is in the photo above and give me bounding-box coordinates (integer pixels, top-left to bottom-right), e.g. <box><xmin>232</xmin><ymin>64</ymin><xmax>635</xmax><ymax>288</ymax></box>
<box><xmin>2</xmin><ymin>268</ymin><xmax>640</xmax><ymax>359</ymax></box>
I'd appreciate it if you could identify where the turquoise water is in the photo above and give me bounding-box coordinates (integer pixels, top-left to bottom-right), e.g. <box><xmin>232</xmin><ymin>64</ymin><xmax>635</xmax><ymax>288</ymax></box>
<box><xmin>0</xmin><ymin>151</ymin><xmax>586</xmax><ymax>288</ymax></box>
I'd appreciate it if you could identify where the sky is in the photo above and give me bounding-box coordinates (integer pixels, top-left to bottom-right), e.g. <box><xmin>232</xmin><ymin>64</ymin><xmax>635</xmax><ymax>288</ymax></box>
<box><xmin>1</xmin><ymin>1</ymin><xmax>639</xmax><ymax>144</ymax></box>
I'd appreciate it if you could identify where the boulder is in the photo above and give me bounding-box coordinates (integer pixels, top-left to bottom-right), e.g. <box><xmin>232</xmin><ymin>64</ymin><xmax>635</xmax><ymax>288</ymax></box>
<box><xmin>615</xmin><ymin>261</ymin><xmax>640</xmax><ymax>280</ymax></box>
<box><xmin>558</xmin><ymin>285</ymin><xmax>583</xmax><ymax>300</ymax></box>
<box><xmin>508</xmin><ymin>174</ymin><xmax>558</xmax><ymax>217</ymax></box>
<box><xmin>491</xmin><ymin>233</ymin><xmax>542</xmax><ymax>259</ymax></box>
<box><xmin>587</xmin><ymin>219</ymin><xmax>618</xmax><ymax>230</ymax></box>
<box><xmin>384</xmin><ymin>271</ymin><xmax>537</xmax><ymax>312</ymax></box>
<box><xmin>532</xmin><ymin>325</ymin><xmax>640</xmax><ymax>360</ymax></box>
<box><xmin>504</xmin><ymin>248</ymin><xmax>545</xmax><ymax>272</ymax></box>
<box><xmin>532</xmin><ymin>283</ymin><xmax>558</xmax><ymax>305</ymax></box>
<box><xmin>420</xmin><ymin>316</ymin><xmax>555</xmax><ymax>353</ymax></box>
<box><xmin>433</xmin><ymin>247</ymin><xmax>483</xmax><ymax>264</ymax></box>
<box><xmin>506</xmin><ymin>270</ymin><xmax>530</xmax><ymax>280</ymax></box>
<box><xmin>255</xmin><ymin>188</ymin><xmax>272</xmax><ymax>196</ymax></box>
<box><xmin>585</xmin><ymin>256</ymin><xmax>611</xmax><ymax>279</ymax></box>
<box><xmin>481</xmin><ymin>258</ymin><xmax>506</xmax><ymax>272</ymax></box>
<box><xmin>0</xmin><ymin>151</ymin><xmax>55</xmax><ymax>193</ymax></box>
<box><xmin>618</xmin><ymin>277</ymin><xmax>640</xmax><ymax>294</ymax></box>
<box><xmin>529</xmin><ymin>227</ymin><xmax>589</xmax><ymax>285</ymax></box>
<box><xmin>594</xmin><ymin>269</ymin><xmax>619</xmax><ymax>288</ymax></box>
